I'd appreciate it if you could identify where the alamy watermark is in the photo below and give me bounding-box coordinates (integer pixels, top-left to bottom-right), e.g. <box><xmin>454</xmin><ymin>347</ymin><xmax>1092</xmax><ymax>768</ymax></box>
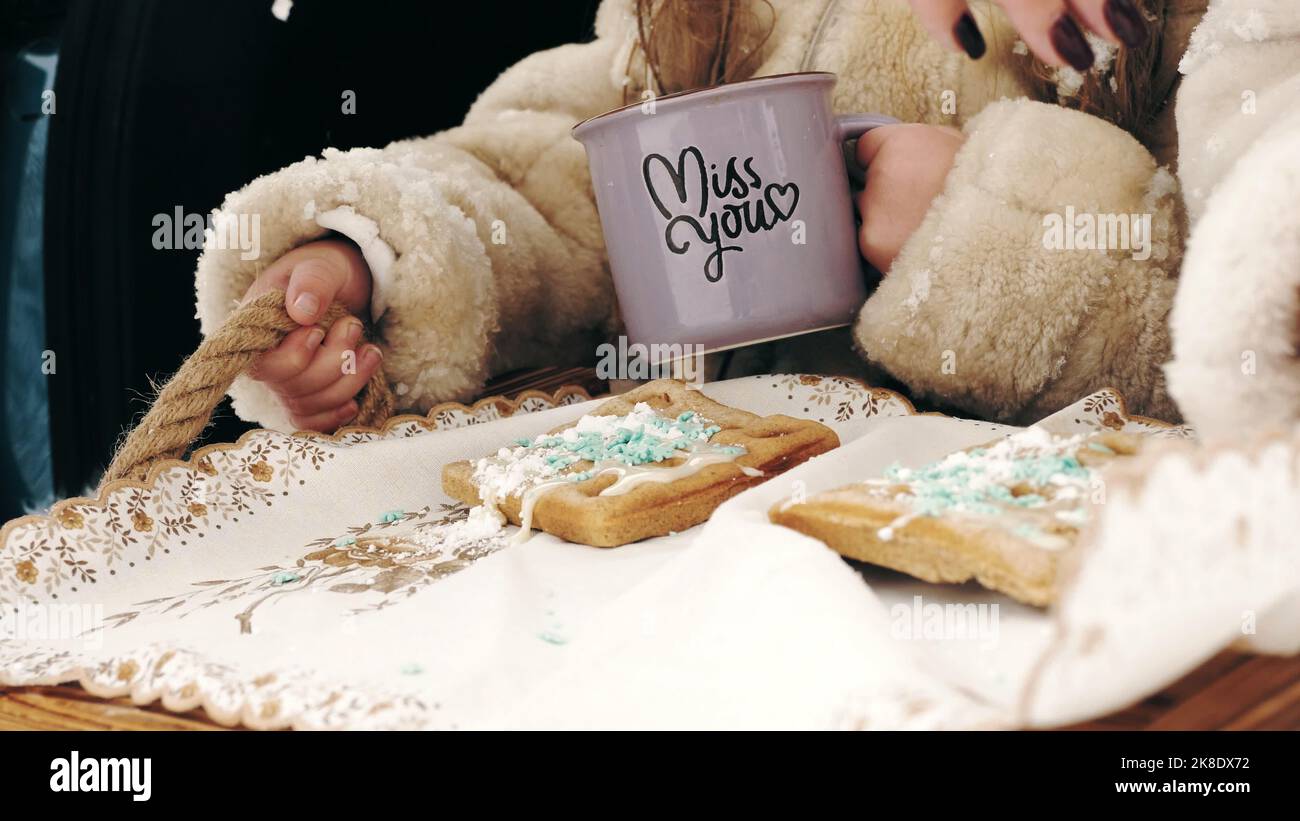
<box><xmin>1</xmin><ymin>602</ymin><xmax>105</xmax><ymax>650</ymax></box>
<box><xmin>595</xmin><ymin>336</ymin><xmax>706</xmax><ymax>385</ymax></box>
<box><xmin>50</xmin><ymin>751</ymin><xmax>151</xmax><ymax>801</ymax></box>
<box><xmin>152</xmin><ymin>207</ymin><xmax>261</xmax><ymax>261</ymax></box>
<box><xmin>890</xmin><ymin>595</ymin><xmax>999</xmax><ymax>647</ymax></box>
<box><xmin>1042</xmin><ymin>207</ymin><xmax>1152</xmax><ymax>261</ymax></box>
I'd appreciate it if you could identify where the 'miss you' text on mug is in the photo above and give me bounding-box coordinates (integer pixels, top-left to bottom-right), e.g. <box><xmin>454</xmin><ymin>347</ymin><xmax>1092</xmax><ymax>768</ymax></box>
<box><xmin>642</xmin><ymin>147</ymin><xmax>800</xmax><ymax>283</ymax></box>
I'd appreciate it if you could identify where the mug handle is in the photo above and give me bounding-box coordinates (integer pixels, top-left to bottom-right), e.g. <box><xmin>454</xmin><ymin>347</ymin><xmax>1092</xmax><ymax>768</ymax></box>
<box><xmin>835</xmin><ymin>113</ymin><xmax>901</xmax><ymax>142</ymax></box>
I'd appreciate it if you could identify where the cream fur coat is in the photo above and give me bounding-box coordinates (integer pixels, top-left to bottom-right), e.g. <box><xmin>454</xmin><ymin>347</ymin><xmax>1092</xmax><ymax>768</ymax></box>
<box><xmin>195</xmin><ymin>0</ymin><xmax>1298</xmax><ymax>438</ymax></box>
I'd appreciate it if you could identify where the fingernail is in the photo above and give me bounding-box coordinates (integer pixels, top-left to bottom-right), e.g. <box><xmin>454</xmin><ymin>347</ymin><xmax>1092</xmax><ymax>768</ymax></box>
<box><xmin>1051</xmin><ymin>14</ymin><xmax>1095</xmax><ymax>72</ymax></box>
<box><xmin>1104</xmin><ymin>0</ymin><xmax>1149</xmax><ymax>47</ymax></box>
<box><xmin>337</xmin><ymin>401</ymin><xmax>358</xmax><ymax>423</ymax></box>
<box><xmin>292</xmin><ymin>292</ymin><xmax>320</xmax><ymax>318</ymax></box>
<box><xmin>362</xmin><ymin>344</ymin><xmax>384</xmax><ymax>369</ymax></box>
<box><xmin>954</xmin><ymin>13</ymin><xmax>986</xmax><ymax>59</ymax></box>
<box><xmin>306</xmin><ymin>328</ymin><xmax>326</xmax><ymax>348</ymax></box>
<box><xmin>344</xmin><ymin>319</ymin><xmax>364</xmax><ymax>344</ymax></box>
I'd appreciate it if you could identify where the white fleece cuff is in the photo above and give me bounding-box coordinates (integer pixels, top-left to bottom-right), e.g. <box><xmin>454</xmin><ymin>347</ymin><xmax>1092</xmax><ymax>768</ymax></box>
<box><xmin>314</xmin><ymin>205</ymin><xmax>397</xmax><ymax>323</ymax></box>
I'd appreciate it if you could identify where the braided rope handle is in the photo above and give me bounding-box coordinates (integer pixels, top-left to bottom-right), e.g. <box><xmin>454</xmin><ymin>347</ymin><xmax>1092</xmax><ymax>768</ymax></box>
<box><xmin>100</xmin><ymin>291</ymin><xmax>393</xmax><ymax>487</ymax></box>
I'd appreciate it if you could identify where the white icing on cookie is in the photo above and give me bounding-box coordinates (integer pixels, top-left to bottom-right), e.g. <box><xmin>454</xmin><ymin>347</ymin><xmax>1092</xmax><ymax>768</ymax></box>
<box><xmin>467</xmin><ymin>402</ymin><xmax>754</xmax><ymax>542</ymax></box>
<box><xmin>862</xmin><ymin>427</ymin><xmax>1109</xmax><ymax>551</ymax></box>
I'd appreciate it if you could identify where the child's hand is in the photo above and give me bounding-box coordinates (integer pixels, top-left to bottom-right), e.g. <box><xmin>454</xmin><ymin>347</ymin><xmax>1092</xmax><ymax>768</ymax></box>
<box><xmin>241</xmin><ymin>239</ymin><xmax>380</xmax><ymax>432</ymax></box>
<box><xmin>855</xmin><ymin>124</ymin><xmax>965</xmax><ymax>274</ymax></box>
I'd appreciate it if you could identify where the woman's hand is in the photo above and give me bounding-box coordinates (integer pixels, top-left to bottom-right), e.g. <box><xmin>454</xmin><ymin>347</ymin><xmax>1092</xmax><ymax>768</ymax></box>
<box><xmin>241</xmin><ymin>239</ymin><xmax>381</xmax><ymax>432</ymax></box>
<box><xmin>907</xmin><ymin>0</ymin><xmax>1149</xmax><ymax>71</ymax></box>
<box><xmin>856</xmin><ymin>124</ymin><xmax>965</xmax><ymax>275</ymax></box>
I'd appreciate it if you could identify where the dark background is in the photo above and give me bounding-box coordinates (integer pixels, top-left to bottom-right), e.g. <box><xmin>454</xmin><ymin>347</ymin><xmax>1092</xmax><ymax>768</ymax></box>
<box><xmin>23</xmin><ymin>0</ymin><xmax>600</xmax><ymax>502</ymax></box>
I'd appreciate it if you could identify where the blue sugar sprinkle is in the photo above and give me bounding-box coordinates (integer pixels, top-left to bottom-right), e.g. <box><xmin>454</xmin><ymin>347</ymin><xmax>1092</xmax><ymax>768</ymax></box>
<box><xmin>500</xmin><ymin>406</ymin><xmax>746</xmax><ymax>489</ymax></box>
<box><xmin>400</xmin><ymin>663</ymin><xmax>425</xmax><ymax>675</ymax></box>
<box><xmin>379</xmin><ymin>509</ymin><xmax>403</xmax><ymax>523</ymax></box>
<box><xmin>887</xmin><ymin>445</ymin><xmax>1091</xmax><ymax>522</ymax></box>
<box><xmin>538</xmin><ymin>631</ymin><xmax>568</xmax><ymax>646</ymax></box>
<box><xmin>271</xmin><ymin>571</ymin><xmax>301</xmax><ymax>586</ymax></box>
<box><xmin>332</xmin><ymin>536</ymin><xmax>357</xmax><ymax>547</ymax></box>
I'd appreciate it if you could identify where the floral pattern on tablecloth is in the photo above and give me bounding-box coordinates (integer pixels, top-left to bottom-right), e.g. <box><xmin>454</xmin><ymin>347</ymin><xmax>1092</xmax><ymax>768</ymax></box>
<box><xmin>764</xmin><ymin>375</ymin><xmax>1190</xmax><ymax>438</ymax></box>
<box><xmin>1</xmin><ymin>389</ymin><xmax>588</xmax><ymax>606</ymax></box>
<box><xmin>95</xmin><ymin>502</ymin><xmax>504</xmax><ymax>637</ymax></box>
<box><xmin>770</xmin><ymin>374</ymin><xmax>918</xmax><ymax>425</ymax></box>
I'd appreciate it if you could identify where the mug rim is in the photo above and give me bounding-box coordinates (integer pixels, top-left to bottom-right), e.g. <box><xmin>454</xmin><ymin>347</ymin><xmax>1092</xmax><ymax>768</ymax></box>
<box><xmin>571</xmin><ymin>71</ymin><xmax>835</xmax><ymax>139</ymax></box>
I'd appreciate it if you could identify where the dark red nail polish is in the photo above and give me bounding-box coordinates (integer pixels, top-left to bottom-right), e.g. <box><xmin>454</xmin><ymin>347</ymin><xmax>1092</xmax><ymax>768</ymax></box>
<box><xmin>1105</xmin><ymin>0</ymin><xmax>1149</xmax><ymax>47</ymax></box>
<box><xmin>1051</xmin><ymin>15</ymin><xmax>1095</xmax><ymax>72</ymax></box>
<box><xmin>954</xmin><ymin>13</ymin><xmax>986</xmax><ymax>59</ymax></box>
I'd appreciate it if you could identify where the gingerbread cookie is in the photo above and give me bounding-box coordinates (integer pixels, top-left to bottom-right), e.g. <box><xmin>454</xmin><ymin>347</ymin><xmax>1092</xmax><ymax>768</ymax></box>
<box><xmin>769</xmin><ymin>428</ymin><xmax>1143</xmax><ymax>606</ymax></box>
<box><xmin>443</xmin><ymin>379</ymin><xmax>839</xmax><ymax>547</ymax></box>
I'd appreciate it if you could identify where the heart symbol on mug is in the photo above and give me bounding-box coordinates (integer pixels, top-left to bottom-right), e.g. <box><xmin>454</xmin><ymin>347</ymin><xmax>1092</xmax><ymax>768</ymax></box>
<box><xmin>764</xmin><ymin>182</ymin><xmax>800</xmax><ymax>222</ymax></box>
<box><xmin>643</xmin><ymin>147</ymin><xmax>708</xmax><ymax>220</ymax></box>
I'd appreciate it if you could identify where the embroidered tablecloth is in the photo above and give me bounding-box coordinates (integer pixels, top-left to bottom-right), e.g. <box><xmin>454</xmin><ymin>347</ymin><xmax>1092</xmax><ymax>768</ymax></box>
<box><xmin>2</xmin><ymin>375</ymin><xmax>1296</xmax><ymax>729</ymax></box>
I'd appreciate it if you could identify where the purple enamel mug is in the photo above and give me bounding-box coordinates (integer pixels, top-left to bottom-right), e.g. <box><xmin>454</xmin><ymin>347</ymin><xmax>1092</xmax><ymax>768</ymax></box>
<box><xmin>573</xmin><ymin>72</ymin><xmax>896</xmax><ymax>356</ymax></box>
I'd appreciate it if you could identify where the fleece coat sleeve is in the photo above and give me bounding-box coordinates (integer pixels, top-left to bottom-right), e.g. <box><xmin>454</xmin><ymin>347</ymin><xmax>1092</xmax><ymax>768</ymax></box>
<box><xmin>1164</xmin><ymin>0</ymin><xmax>1300</xmax><ymax>440</ymax></box>
<box><xmin>194</xmin><ymin>34</ymin><xmax>626</xmax><ymax>431</ymax></box>
<box><xmin>853</xmin><ymin>99</ymin><xmax>1185</xmax><ymax>424</ymax></box>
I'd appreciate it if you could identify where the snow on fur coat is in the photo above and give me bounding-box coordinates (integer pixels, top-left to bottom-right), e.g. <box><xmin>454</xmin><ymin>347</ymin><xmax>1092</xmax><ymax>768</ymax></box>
<box><xmin>195</xmin><ymin>0</ymin><xmax>1290</xmax><ymax>435</ymax></box>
